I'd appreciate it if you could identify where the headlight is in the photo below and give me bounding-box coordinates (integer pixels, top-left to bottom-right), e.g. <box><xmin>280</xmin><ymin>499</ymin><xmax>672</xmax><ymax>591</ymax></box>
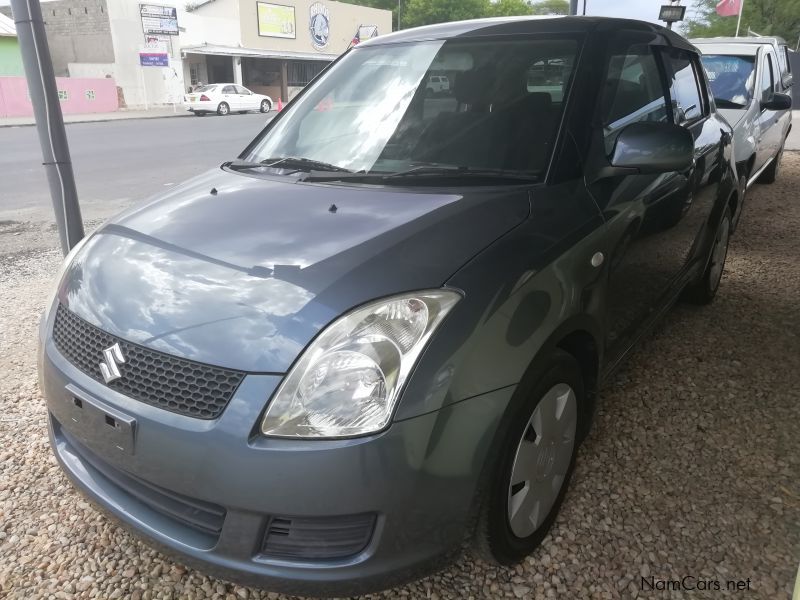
<box><xmin>261</xmin><ymin>289</ymin><xmax>462</xmax><ymax>439</ymax></box>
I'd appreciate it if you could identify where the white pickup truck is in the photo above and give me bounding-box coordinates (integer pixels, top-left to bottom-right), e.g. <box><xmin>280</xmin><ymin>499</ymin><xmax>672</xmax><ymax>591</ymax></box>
<box><xmin>693</xmin><ymin>36</ymin><xmax>793</xmax><ymax>222</ymax></box>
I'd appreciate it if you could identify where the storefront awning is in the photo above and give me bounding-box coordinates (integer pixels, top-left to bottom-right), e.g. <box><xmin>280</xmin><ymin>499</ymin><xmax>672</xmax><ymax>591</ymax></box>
<box><xmin>181</xmin><ymin>44</ymin><xmax>338</xmax><ymax>62</ymax></box>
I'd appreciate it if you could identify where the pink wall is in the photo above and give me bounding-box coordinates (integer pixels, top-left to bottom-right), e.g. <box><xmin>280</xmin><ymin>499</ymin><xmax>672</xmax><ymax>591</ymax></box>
<box><xmin>0</xmin><ymin>76</ymin><xmax>118</xmax><ymax>118</ymax></box>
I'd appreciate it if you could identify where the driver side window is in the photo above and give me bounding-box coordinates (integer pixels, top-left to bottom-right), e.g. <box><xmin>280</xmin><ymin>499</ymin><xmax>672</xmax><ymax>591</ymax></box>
<box><xmin>600</xmin><ymin>45</ymin><xmax>669</xmax><ymax>153</ymax></box>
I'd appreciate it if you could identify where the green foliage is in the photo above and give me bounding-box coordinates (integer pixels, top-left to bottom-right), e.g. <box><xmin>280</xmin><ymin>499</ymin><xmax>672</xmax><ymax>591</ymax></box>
<box><xmin>682</xmin><ymin>0</ymin><xmax>800</xmax><ymax>44</ymax></box>
<box><xmin>529</xmin><ymin>0</ymin><xmax>569</xmax><ymax>15</ymax></box>
<box><xmin>348</xmin><ymin>0</ymin><xmax>540</xmax><ymax>29</ymax></box>
<box><xmin>400</xmin><ymin>0</ymin><xmax>496</xmax><ymax>28</ymax></box>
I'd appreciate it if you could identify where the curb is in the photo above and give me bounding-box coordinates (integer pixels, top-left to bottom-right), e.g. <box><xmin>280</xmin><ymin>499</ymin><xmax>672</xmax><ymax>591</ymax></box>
<box><xmin>0</xmin><ymin>112</ymin><xmax>193</xmax><ymax>129</ymax></box>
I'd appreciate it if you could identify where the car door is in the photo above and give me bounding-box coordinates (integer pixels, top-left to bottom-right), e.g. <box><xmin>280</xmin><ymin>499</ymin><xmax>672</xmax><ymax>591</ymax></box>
<box><xmin>660</xmin><ymin>46</ymin><xmax>719</xmax><ymax>264</ymax></box>
<box><xmin>236</xmin><ymin>85</ymin><xmax>256</xmax><ymax>110</ymax></box>
<box><xmin>588</xmin><ymin>36</ymin><xmax>693</xmax><ymax>356</ymax></box>
<box><xmin>755</xmin><ymin>50</ymin><xmax>780</xmax><ymax>170</ymax></box>
<box><xmin>220</xmin><ymin>85</ymin><xmax>238</xmax><ymax>110</ymax></box>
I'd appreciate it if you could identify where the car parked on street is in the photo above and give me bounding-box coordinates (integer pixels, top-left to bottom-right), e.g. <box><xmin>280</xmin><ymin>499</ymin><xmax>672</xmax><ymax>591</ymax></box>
<box><xmin>184</xmin><ymin>83</ymin><xmax>273</xmax><ymax>116</ymax></box>
<box><xmin>694</xmin><ymin>37</ymin><xmax>793</xmax><ymax>217</ymax></box>
<box><xmin>426</xmin><ymin>74</ymin><xmax>451</xmax><ymax>95</ymax></box>
<box><xmin>40</xmin><ymin>17</ymin><xmax>738</xmax><ymax>596</ymax></box>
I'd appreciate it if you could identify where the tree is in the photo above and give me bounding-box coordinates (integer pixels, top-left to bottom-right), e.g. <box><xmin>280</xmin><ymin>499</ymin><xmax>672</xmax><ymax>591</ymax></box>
<box><xmin>491</xmin><ymin>0</ymin><xmax>537</xmax><ymax>17</ymax></box>
<box><xmin>528</xmin><ymin>0</ymin><xmax>569</xmax><ymax>15</ymax></box>
<box><xmin>400</xmin><ymin>0</ymin><xmax>493</xmax><ymax>28</ymax></box>
<box><xmin>681</xmin><ymin>0</ymin><xmax>800</xmax><ymax>45</ymax></box>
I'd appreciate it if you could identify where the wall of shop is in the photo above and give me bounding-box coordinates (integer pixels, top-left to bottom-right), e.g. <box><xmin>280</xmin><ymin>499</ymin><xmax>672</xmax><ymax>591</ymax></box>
<box><xmin>0</xmin><ymin>75</ymin><xmax>118</xmax><ymax>117</ymax></box>
<box><xmin>106</xmin><ymin>0</ymin><xmax>184</xmax><ymax>108</ymax></box>
<box><xmin>0</xmin><ymin>0</ymin><xmax>116</xmax><ymax>77</ymax></box>
<box><xmin>238</xmin><ymin>0</ymin><xmax>392</xmax><ymax>58</ymax></box>
<box><xmin>0</xmin><ymin>37</ymin><xmax>23</xmax><ymax>76</ymax></box>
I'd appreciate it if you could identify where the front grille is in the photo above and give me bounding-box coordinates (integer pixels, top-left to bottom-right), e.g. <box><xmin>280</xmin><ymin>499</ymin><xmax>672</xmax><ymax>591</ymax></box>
<box><xmin>59</xmin><ymin>423</ymin><xmax>226</xmax><ymax>539</ymax></box>
<box><xmin>52</xmin><ymin>304</ymin><xmax>244</xmax><ymax>419</ymax></box>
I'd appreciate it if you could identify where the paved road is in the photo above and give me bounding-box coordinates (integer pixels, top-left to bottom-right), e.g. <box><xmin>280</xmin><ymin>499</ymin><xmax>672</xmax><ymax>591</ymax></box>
<box><xmin>0</xmin><ymin>112</ymin><xmax>271</xmax><ymax>216</ymax></box>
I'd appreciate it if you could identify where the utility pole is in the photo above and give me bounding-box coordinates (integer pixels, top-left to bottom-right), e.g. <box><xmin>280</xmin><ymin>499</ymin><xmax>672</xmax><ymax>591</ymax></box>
<box><xmin>569</xmin><ymin>0</ymin><xmax>579</xmax><ymax>15</ymax></box>
<box><xmin>10</xmin><ymin>0</ymin><xmax>84</xmax><ymax>255</ymax></box>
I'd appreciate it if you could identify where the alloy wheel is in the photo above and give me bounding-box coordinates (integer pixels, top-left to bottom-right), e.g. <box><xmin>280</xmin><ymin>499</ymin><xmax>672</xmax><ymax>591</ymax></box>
<box><xmin>507</xmin><ymin>383</ymin><xmax>577</xmax><ymax>538</ymax></box>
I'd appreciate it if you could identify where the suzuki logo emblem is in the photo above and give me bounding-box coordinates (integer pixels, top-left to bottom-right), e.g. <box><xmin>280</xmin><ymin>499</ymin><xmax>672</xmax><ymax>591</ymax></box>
<box><xmin>99</xmin><ymin>343</ymin><xmax>126</xmax><ymax>384</ymax></box>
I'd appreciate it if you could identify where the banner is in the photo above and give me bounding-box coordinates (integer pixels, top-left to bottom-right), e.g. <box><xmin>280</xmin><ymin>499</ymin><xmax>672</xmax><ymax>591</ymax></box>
<box><xmin>257</xmin><ymin>2</ymin><xmax>296</xmax><ymax>38</ymax></box>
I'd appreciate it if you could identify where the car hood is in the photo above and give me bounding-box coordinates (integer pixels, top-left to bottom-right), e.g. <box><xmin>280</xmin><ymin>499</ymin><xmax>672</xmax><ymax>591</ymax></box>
<box><xmin>718</xmin><ymin>107</ymin><xmax>747</xmax><ymax>127</ymax></box>
<box><xmin>59</xmin><ymin>168</ymin><xmax>530</xmax><ymax>373</ymax></box>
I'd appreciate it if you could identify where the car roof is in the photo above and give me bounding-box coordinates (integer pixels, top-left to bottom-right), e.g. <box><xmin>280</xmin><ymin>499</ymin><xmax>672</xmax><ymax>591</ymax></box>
<box><xmin>691</xmin><ymin>36</ymin><xmax>787</xmax><ymax>47</ymax></box>
<box><xmin>693</xmin><ymin>43</ymin><xmax>759</xmax><ymax>56</ymax></box>
<box><xmin>358</xmin><ymin>16</ymin><xmax>695</xmax><ymax>53</ymax></box>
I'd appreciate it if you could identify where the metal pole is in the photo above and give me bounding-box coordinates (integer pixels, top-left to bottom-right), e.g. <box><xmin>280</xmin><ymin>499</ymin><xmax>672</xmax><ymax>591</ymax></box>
<box><xmin>10</xmin><ymin>0</ymin><xmax>83</xmax><ymax>255</ymax></box>
<box><xmin>735</xmin><ymin>0</ymin><xmax>745</xmax><ymax>37</ymax></box>
<box><xmin>397</xmin><ymin>0</ymin><xmax>401</xmax><ymax>30</ymax></box>
<box><xmin>569</xmin><ymin>0</ymin><xmax>579</xmax><ymax>15</ymax></box>
<box><xmin>582</xmin><ymin>0</ymin><xmax>587</xmax><ymax>15</ymax></box>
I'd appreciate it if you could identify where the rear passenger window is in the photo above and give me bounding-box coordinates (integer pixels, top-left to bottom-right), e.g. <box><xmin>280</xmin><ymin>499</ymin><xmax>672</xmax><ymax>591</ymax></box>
<box><xmin>665</xmin><ymin>50</ymin><xmax>705</xmax><ymax>125</ymax></box>
<box><xmin>600</xmin><ymin>46</ymin><xmax>668</xmax><ymax>148</ymax></box>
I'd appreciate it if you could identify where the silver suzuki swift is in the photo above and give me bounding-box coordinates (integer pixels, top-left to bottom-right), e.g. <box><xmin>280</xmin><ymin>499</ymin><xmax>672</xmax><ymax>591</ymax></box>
<box><xmin>39</xmin><ymin>16</ymin><xmax>737</xmax><ymax>596</ymax></box>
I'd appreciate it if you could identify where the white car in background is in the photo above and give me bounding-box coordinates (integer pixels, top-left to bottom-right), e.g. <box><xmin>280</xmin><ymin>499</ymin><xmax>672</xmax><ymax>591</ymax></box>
<box><xmin>184</xmin><ymin>84</ymin><xmax>273</xmax><ymax>116</ymax></box>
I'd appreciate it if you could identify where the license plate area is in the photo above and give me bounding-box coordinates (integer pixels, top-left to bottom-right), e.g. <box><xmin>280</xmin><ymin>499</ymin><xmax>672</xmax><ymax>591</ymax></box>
<box><xmin>63</xmin><ymin>384</ymin><xmax>136</xmax><ymax>455</ymax></box>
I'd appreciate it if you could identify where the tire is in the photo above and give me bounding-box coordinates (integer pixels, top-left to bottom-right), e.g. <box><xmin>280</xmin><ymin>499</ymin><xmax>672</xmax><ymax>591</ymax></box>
<box><xmin>682</xmin><ymin>205</ymin><xmax>732</xmax><ymax>305</ymax></box>
<box><xmin>475</xmin><ymin>350</ymin><xmax>584</xmax><ymax>565</ymax></box>
<box><xmin>260</xmin><ymin>99</ymin><xmax>272</xmax><ymax>113</ymax></box>
<box><xmin>217</xmin><ymin>102</ymin><xmax>230</xmax><ymax>116</ymax></box>
<box><xmin>758</xmin><ymin>143</ymin><xmax>783</xmax><ymax>184</ymax></box>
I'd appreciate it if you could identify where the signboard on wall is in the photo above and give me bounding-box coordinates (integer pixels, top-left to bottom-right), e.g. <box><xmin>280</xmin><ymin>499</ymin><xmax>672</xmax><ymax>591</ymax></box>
<box><xmin>309</xmin><ymin>2</ymin><xmax>330</xmax><ymax>51</ymax></box>
<box><xmin>257</xmin><ymin>2</ymin><xmax>296</xmax><ymax>39</ymax></box>
<box><xmin>140</xmin><ymin>4</ymin><xmax>179</xmax><ymax>36</ymax></box>
<box><xmin>139</xmin><ymin>43</ymin><xmax>169</xmax><ymax>67</ymax></box>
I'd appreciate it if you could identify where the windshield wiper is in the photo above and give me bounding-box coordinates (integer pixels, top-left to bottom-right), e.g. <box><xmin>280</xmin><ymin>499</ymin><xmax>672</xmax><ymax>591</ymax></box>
<box><xmin>223</xmin><ymin>157</ymin><xmax>354</xmax><ymax>173</ymax></box>
<box><xmin>714</xmin><ymin>98</ymin><xmax>747</xmax><ymax>109</ymax></box>
<box><xmin>259</xmin><ymin>156</ymin><xmax>354</xmax><ymax>172</ymax></box>
<box><xmin>303</xmin><ymin>165</ymin><xmax>539</xmax><ymax>183</ymax></box>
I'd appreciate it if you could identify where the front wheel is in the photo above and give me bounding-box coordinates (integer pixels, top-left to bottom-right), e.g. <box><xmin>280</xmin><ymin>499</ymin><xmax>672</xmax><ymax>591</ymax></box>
<box><xmin>217</xmin><ymin>102</ymin><xmax>230</xmax><ymax>116</ymax></box>
<box><xmin>682</xmin><ymin>205</ymin><xmax>731</xmax><ymax>305</ymax></box>
<box><xmin>260</xmin><ymin>99</ymin><xmax>272</xmax><ymax>113</ymax></box>
<box><xmin>758</xmin><ymin>143</ymin><xmax>783</xmax><ymax>184</ymax></box>
<box><xmin>475</xmin><ymin>350</ymin><xmax>583</xmax><ymax>565</ymax></box>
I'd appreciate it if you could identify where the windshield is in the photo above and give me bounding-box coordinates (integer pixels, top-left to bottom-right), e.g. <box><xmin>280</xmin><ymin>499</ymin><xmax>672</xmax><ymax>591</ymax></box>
<box><xmin>193</xmin><ymin>85</ymin><xmax>217</xmax><ymax>93</ymax></box>
<box><xmin>243</xmin><ymin>36</ymin><xmax>579</xmax><ymax>176</ymax></box>
<box><xmin>701</xmin><ymin>55</ymin><xmax>755</xmax><ymax>107</ymax></box>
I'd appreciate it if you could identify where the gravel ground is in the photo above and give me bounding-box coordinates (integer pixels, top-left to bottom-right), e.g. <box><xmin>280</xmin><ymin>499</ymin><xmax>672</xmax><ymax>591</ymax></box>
<box><xmin>1</xmin><ymin>156</ymin><xmax>799</xmax><ymax>600</ymax></box>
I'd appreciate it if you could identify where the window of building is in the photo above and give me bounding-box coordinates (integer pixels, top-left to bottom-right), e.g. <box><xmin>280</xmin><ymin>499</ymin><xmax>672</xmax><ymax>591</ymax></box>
<box><xmin>287</xmin><ymin>61</ymin><xmax>328</xmax><ymax>87</ymax></box>
<box><xmin>190</xmin><ymin>64</ymin><xmax>200</xmax><ymax>86</ymax></box>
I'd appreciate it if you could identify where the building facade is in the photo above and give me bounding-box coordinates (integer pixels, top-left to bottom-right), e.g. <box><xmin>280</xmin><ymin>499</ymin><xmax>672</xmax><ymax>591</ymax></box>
<box><xmin>181</xmin><ymin>0</ymin><xmax>392</xmax><ymax>102</ymax></box>
<box><xmin>1</xmin><ymin>0</ymin><xmax>391</xmax><ymax>109</ymax></box>
<box><xmin>0</xmin><ymin>12</ymin><xmax>23</xmax><ymax>76</ymax></box>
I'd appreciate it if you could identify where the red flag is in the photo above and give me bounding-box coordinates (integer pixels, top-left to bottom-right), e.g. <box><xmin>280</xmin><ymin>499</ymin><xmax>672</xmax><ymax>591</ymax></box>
<box><xmin>716</xmin><ymin>0</ymin><xmax>741</xmax><ymax>17</ymax></box>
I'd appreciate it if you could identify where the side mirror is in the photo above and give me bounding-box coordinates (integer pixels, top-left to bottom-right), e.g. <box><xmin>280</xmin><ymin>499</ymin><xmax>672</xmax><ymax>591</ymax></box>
<box><xmin>761</xmin><ymin>92</ymin><xmax>792</xmax><ymax>111</ymax></box>
<box><xmin>609</xmin><ymin>122</ymin><xmax>694</xmax><ymax>174</ymax></box>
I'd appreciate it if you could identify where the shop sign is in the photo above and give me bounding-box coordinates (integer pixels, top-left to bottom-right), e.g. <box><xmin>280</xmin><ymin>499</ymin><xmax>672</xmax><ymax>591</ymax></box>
<box><xmin>309</xmin><ymin>2</ymin><xmax>330</xmax><ymax>51</ymax></box>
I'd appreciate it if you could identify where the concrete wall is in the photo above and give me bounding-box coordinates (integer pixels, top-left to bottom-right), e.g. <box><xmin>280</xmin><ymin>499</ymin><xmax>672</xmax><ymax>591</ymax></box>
<box><xmin>0</xmin><ymin>36</ymin><xmax>23</xmax><ymax>76</ymax></box>
<box><xmin>106</xmin><ymin>0</ymin><xmax>184</xmax><ymax>108</ymax></box>
<box><xmin>238</xmin><ymin>0</ymin><xmax>392</xmax><ymax>57</ymax></box>
<box><xmin>0</xmin><ymin>75</ymin><xmax>118</xmax><ymax>117</ymax></box>
<box><xmin>9</xmin><ymin>0</ymin><xmax>116</xmax><ymax>77</ymax></box>
<box><xmin>181</xmin><ymin>0</ymin><xmax>241</xmax><ymax>47</ymax></box>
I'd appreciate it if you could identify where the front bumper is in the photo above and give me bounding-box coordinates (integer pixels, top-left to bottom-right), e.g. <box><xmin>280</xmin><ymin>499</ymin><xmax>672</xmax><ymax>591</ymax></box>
<box><xmin>40</xmin><ymin>321</ymin><xmax>514</xmax><ymax>595</ymax></box>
